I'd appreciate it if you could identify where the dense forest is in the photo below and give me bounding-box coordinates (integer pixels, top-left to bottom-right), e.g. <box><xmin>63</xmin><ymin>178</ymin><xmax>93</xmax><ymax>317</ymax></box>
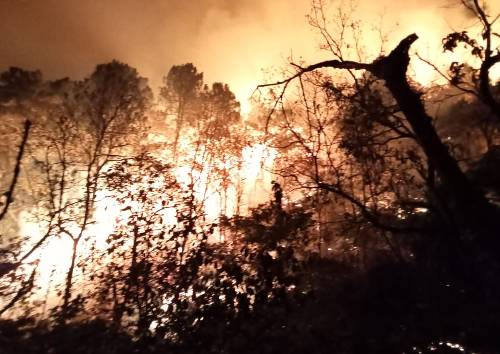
<box><xmin>1</xmin><ymin>1</ymin><xmax>500</xmax><ymax>353</ymax></box>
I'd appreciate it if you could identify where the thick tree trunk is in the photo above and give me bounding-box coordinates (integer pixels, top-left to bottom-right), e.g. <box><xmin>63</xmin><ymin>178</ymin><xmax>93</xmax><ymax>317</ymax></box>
<box><xmin>372</xmin><ymin>34</ymin><xmax>498</xmax><ymax>239</ymax></box>
<box><xmin>479</xmin><ymin>54</ymin><xmax>500</xmax><ymax>121</ymax></box>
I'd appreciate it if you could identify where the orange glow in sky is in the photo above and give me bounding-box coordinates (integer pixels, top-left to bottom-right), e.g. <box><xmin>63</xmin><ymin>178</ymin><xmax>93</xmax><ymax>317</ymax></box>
<box><xmin>1</xmin><ymin>0</ymin><xmax>498</xmax><ymax>107</ymax></box>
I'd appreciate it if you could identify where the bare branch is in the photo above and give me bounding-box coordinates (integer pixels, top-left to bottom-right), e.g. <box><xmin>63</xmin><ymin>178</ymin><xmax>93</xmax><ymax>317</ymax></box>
<box><xmin>0</xmin><ymin>119</ymin><xmax>31</xmax><ymax>221</ymax></box>
<box><xmin>415</xmin><ymin>53</ymin><xmax>478</xmax><ymax>96</ymax></box>
<box><xmin>256</xmin><ymin>60</ymin><xmax>372</xmax><ymax>90</ymax></box>
<box><xmin>316</xmin><ymin>182</ymin><xmax>427</xmax><ymax>234</ymax></box>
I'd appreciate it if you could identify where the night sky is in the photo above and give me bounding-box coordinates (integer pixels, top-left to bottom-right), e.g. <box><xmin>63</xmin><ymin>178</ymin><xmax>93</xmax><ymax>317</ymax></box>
<box><xmin>1</xmin><ymin>0</ymin><xmax>495</xmax><ymax>104</ymax></box>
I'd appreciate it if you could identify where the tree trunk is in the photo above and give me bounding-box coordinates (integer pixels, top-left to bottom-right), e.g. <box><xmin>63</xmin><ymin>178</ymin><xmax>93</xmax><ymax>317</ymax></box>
<box><xmin>372</xmin><ymin>34</ymin><xmax>498</xmax><ymax>240</ymax></box>
<box><xmin>61</xmin><ymin>239</ymin><xmax>79</xmax><ymax>321</ymax></box>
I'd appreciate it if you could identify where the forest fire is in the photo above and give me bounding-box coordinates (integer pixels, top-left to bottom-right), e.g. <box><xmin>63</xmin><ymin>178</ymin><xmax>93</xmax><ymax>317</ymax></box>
<box><xmin>14</xmin><ymin>138</ymin><xmax>277</xmax><ymax>311</ymax></box>
<box><xmin>1</xmin><ymin>0</ymin><xmax>500</xmax><ymax>353</ymax></box>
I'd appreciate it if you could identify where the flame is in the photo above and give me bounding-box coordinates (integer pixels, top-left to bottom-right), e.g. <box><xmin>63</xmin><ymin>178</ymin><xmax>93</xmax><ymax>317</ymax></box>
<box><xmin>12</xmin><ymin>139</ymin><xmax>277</xmax><ymax>311</ymax></box>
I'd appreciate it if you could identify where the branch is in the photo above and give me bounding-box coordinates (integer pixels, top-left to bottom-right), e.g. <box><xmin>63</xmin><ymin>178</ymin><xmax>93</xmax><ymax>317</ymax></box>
<box><xmin>479</xmin><ymin>52</ymin><xmax>500</xmax><ymax>119</ymax></box>
<box><xmin>256</xmin><ymin>34</ymin><xmax>419</xmax><ymax>92</ymax></box>
<box><xmin>0</xmin><ymin>263</ymin><xmax>37</xmax><ymax>316</ymax></box>
<box><xmin>415</xmin><ymin>53</ymin><xmax>478</xmax><ymax>96</ymax></box>
<box><xmin>0</xmin><ymin>119</ymin><xmax>31</xmax><ymax>221</ymax></box>
<box><xmin>372</xmin><ymin>34</ymin><xmax>419</xmax><ymax>80</ymax></box>
<box><xmin>471</xmin><ymin>0</ymin><xmax>500</xmax><ymax>119</ymax></box>
<box><xmin>256</xmin><ymin>60</ymin><xmax>372</xmax><ymax>90</ymax></box>
<box><xmin>317</xmin><ymin>182</ymin><xmax>426</xmax><ymax>234</ymax></box>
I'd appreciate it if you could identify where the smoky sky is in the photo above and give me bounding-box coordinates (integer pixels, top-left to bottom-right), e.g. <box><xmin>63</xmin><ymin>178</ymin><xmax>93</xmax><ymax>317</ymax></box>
<box><xmin>1</xmin><ymin>0</ymin><xmax>497</xmax><ymax>104</ymax></box>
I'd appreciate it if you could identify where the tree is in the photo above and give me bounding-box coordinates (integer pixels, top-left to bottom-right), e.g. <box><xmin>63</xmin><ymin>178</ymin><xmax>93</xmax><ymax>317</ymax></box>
<box><xmin>159</xmin><ymin>63</ymin><xmax>203</xmax><ymax>158</ymax></box>
<box><xmin>441</xmin><ymin>0</ymin><xmax>500</xmax><ymax>120</ymax></box>
<box><xmin>196</xmin><ymin>82</ymin><xmax>243</xmax><ymax>222</ymax></box>
<box><xmin>159</xmin><ymin>64</ymin><xmax>247</xmax><ymax>221</ymax></box>
<box><xmin>0</xmin><ymin>120</ymin><xmax>31</xmax><ymax>223</ymax></box>
<box><xmin>0</xmin><ymin>67</ymin><xmax>42</xmax><ymax>105</ymax></box>
<box><xmin>0</xmin><ymin>67</ymin><xmax>59</xmax><ymax>315</ymax></box>
<box><xmin>27</xmin><ymin>61</ymin><xmax>153</xmax><ymax>321</ymax></box>
<box><xmin>0</xmin><ymin>119</ymin><xmax>36</xmax><ymax>316</ymax></box>
<box><xmin>258</xmin><ymin>9</ymin><xmax>498</xmax><ymax>247</ymax></box>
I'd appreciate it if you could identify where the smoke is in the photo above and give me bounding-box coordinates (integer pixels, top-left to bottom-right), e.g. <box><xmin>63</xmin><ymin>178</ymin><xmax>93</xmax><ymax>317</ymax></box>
<box><xmin>1</xmin><ymin>0</ymin><xmax>498</xmax><ymax>103</ymax></box>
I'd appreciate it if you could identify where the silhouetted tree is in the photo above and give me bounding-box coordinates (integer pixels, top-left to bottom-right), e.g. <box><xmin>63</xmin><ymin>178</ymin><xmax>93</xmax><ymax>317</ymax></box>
<box><xmin>160</xmin><ymin>63</ymin><xmax>203</xmax><ymax>158</ymax></box>
<box><xmin>22</xmin><ymin>61</ymin><xmax>154</xmax><ymax>321</ymax></box>
<box><xmin>258</xmin><ymin>2</ymin><xmax>499</xmax><ymax>250</ymax></box>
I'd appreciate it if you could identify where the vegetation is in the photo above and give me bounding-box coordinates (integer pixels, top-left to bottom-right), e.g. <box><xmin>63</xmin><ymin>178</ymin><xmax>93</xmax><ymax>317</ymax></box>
<box><xmin>0</xmin><ymin>1</ymin><xmax>499</xmax><ymax>353</ymax></box>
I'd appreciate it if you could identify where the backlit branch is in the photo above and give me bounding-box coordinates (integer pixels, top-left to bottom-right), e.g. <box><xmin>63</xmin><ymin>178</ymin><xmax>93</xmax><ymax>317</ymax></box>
<box><xmin>0</xmin><ymin>119</ymin><xmax>31</xmax><ymax>221</ymax></box>
<box><xmin>258</xmin><ymin>32</ymin><xmax>497</xmax><ymax>238</ymax></box>
<box><xmin>256</xmin><ymin>60</ymin><xmax>372</xmax><ymax>90</ymax></box>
